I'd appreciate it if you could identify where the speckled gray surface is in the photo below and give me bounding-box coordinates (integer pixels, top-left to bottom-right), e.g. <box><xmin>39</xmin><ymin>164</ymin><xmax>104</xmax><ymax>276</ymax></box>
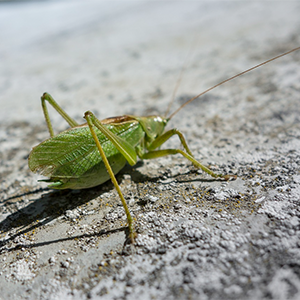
<box><xmin>1</xmin><ymin>1</ymin><xmax>300</xmax><ymax>300</ymax></box>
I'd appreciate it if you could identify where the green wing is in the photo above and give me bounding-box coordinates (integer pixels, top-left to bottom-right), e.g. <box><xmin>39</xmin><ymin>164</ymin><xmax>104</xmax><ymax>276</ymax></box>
<box><xmin>29</xmin><ymin>121</ymin><xmax>144</xmax><ymax>189</ymax></box>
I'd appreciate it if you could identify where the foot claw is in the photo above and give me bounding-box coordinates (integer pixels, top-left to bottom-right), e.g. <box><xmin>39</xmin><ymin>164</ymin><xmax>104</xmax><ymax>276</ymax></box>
<box><xmin>223</xmin><ymin>174</ymin><xmax>237</xmax><ymax>181</ymax></box>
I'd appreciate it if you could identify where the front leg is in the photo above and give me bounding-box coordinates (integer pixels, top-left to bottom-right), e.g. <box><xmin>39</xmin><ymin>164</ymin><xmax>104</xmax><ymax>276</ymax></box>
<box><xmin>142</xmin><ymin>128</ymin><xmax>236</xmax><ymax>180</ymax></box>
<box><xmin>139</xmin><ymin>148</ymin><xmax>230</xmax><ymax>179</ymax></box>
<box><xmin>147</xmin><ymin>128</ymin><xmax>194</xmax><ymax>157</ymax></box>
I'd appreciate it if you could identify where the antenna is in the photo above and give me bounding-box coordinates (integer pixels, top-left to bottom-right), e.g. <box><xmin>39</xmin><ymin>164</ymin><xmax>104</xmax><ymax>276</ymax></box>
<box><xmin>168</xmin><ymin>47</ymin><xmax>300</xmax><ymax>120</ymax></box>
<box><xmin>165</xmin><ymin>41</ymin><xmax>198</xmax><ymax>117</ymax></box>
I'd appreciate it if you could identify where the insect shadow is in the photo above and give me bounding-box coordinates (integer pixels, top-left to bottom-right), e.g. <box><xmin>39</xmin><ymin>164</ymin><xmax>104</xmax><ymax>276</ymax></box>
<box><xmin>0</xmin><ymin>189</ymin><xmax>110</xmax><ymax>251</ymax></box>
<box><xmin>0</xmin><ymin>163</ymin><xmax>157</xmax><ymax>252</ymax></box>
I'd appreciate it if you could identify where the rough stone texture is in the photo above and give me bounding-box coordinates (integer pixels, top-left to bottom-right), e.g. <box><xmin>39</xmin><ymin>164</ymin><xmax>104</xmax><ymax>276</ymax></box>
<box><xmin>1</xmin><ymin>1</ymin><xmax>300</xmax><ymax>300</ymax></box>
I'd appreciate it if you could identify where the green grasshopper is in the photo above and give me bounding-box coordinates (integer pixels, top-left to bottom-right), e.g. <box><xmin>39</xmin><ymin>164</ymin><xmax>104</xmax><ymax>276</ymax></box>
<box><xmin>28</xmin><ymin>47</ymin><xmax>300</xmax><ymax>242</ymax></box>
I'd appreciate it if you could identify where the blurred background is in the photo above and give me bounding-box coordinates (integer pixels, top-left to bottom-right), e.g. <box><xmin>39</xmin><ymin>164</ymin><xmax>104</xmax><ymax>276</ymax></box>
<box><xmin>1</xmin><ymin>1</ymin><xmax>299</xmax><ymax>126</ymax></box>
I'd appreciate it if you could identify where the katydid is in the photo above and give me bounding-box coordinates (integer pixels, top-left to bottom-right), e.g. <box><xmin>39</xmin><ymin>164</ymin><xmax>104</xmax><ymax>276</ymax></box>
<box><xmin>28</xmin><ymin>47</ymin><xmax>300</xmax><ymax>243</ymax></box>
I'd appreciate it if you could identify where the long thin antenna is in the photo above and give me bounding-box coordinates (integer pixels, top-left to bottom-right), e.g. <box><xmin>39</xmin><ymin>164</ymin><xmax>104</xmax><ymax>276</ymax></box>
<box><xmin>165</xmin><ymin>41</ymin><xmax>198</xmax><ymax>117</ymax></box>
<box><xmin>164</xmin><ymin>61</ymin><xmax>187</xmax><ymax>117</ymax></box>
<box><xmin>168</xmin><ymin>47</ymin><xmax>300</xmax><ymax>120</ymax></box>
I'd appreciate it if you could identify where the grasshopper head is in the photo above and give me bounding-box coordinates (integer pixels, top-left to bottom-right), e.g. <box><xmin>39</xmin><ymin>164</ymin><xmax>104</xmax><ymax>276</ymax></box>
<box><xmin>147</xmin><ymin>115</ymin><xmax>168</xmax><ymax>137</ymax></box>
<box><xmin>134</xmin><ymin>115</ymin><xmax>168</xmax><ymax>142</ymax></box>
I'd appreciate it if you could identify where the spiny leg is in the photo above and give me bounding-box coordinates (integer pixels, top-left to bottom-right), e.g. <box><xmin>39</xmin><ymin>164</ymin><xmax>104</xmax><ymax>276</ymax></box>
<box><xmin>139</xmin><ymin>148</ymin><xmax>226</xmax><ymax>179</ymax></box>
<box><xmin>147</xmin><ymin>128</ymin><xmax>194</xmax><ymax>157</ymax></box>
<box><xmin>41</xmin><ymin>92</ymin><xmax>78</xmax><ymax>137</ymax></box>
<box><xmin>143</xmin><ymin>129</ymin><xmax>236</xmax><ymax>180</ymax></box>
<box><xmin>84</xmin><ymin>111</ymin><xmax>136</xmax><ymax>243</ymax></box>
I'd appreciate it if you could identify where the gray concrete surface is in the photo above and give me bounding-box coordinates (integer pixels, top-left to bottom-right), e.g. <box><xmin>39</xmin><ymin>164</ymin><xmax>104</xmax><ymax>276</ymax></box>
<box><xmin>1</xmin><ymin>1</ymin><xmax>300</xmax><ymax>299</ymax></box>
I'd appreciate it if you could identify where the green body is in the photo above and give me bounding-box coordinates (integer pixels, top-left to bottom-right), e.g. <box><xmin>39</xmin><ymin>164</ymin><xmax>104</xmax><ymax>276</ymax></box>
<box><xmin>29</xmin><ymin>115</ymin><xmax>166</xmax><ymax>189</ymax></box>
